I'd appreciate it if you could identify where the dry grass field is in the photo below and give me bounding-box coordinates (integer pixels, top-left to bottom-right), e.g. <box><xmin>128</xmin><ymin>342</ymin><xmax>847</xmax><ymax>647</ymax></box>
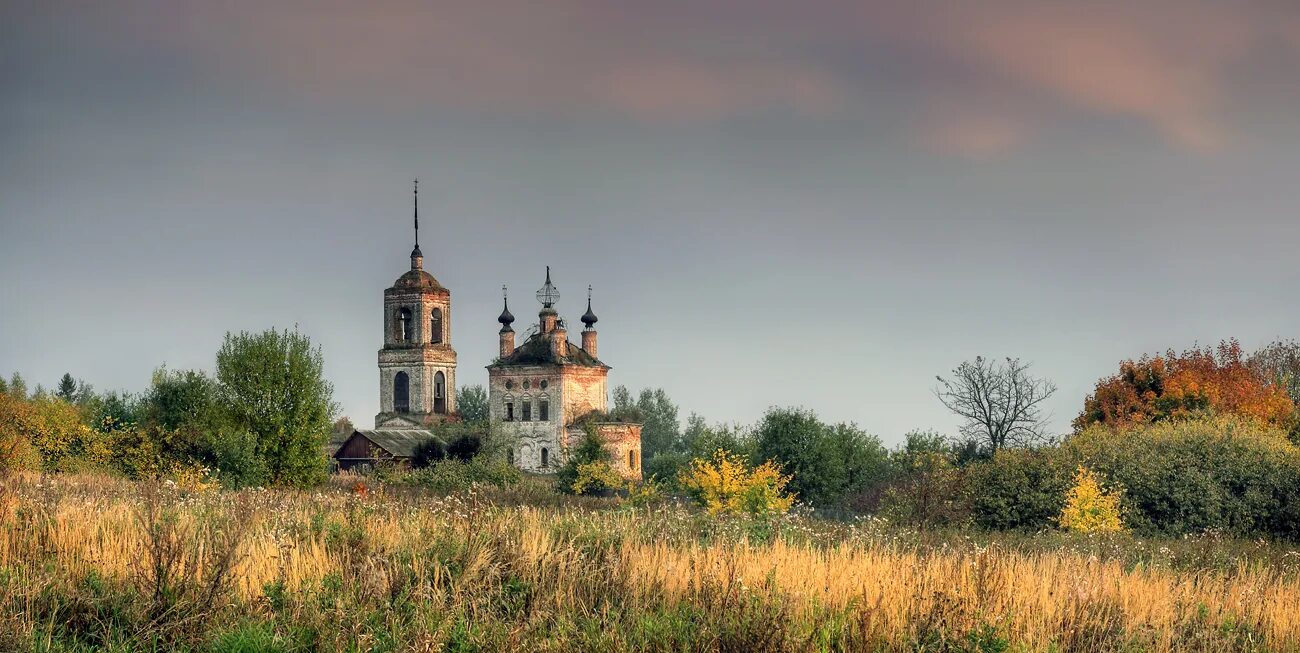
<box><xmin>2</xmin><ymin>473</ymin><xmax>1299</xmax><ymax>652</ymax></box>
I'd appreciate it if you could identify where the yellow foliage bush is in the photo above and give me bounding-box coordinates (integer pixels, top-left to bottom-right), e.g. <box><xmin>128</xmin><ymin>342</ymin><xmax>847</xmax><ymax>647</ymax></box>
<box><xmin>678</xmin><ymin>449</ymin><xmax>795</xmax><ymax>516</ymax></box>
<box><xmin>571</xmin><ymin>461</ymin><xmax>624</xmax><ymax>495</ymax></box>
<box><xmin>167</xmin><ymin>462</ymin><xmax>220</xmax><ymax>493</ymax></box>
<box><xmin>1058</xmin><ymin>466</ymin><xmax>1124</xmax><ymax>533</ymax></box>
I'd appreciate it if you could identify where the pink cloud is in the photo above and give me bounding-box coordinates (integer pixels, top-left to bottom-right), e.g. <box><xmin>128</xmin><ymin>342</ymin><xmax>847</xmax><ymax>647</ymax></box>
<box><xmin>916</xmin><ymin>110</ymin><xmax>1030</xmax><ymax>160</ymax></box>
<box><xmin>83</xmin><ymin>0</ymin><xmax>1300</xmax><ymax>152</ymax></box>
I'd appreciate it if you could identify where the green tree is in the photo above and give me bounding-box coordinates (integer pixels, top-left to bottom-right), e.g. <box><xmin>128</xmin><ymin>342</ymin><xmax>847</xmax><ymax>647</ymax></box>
<box><xmin>56</xmin><ymin>373</ymin><xmax>77</xmax><ymax>401</ymax></box>
<box><xmin>635</xmin><ymin>388</ymin><xmax>681</xmax><ymax>458</ymax></box>
<box><xmin>457</xmin><ymin>384</ymin><xmax>489</xmax><ymax>424</ymax></box>
<box><xmin>610</xmin><ymin>385</ymin><xmax>639</xmax><ymax>420</ymax></box>
<box><xmin>7</xmin><ymin>373</ymin><xmax>25</xmax><ymax>400</ymax></box>
<box><xmin>752</xmin><ymin>407</ymin><xmax>889</xmax><ymax>508</ymax></box>
<box><xmin>88</xmin><ymin>390</ymin><xmax>141</xmax><ymax>433</ymax></box>
<box><xmin>556</xmin><ymin>426</ymin><xmax>612</xmax><ymax>494</ymax></box>
<box><xmin>216</xmin><ymin>328</ymin><xmax>336</xmax><ymax>487</ymax></box>
<box><xmin>144</xmin><ymin>367</ymin><xmax>220</xmax><ymax>431</ymax></box>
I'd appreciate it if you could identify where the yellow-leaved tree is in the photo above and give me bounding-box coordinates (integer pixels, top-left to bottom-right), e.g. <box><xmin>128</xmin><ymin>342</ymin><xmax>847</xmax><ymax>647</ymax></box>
<box><xmin>678</xmin><ymin>449</ymin><xmax>794</xmax><ymax>516</ymax></box>
<box><xmin>1058</xmin><ymin>466</ymin><xmax>1124</xmax><ymax>533</ymax></box>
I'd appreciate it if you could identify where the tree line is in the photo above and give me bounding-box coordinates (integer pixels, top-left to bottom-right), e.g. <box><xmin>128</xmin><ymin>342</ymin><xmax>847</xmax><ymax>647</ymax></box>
<box><xmin>0</xmin><ymin>328</ymin><xmax>335</xmax><ymax>487</ymax></box>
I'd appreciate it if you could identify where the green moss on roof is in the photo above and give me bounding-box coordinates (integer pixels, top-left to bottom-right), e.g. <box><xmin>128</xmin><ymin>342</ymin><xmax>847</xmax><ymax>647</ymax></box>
<box><xmin>488</xmin><ymin>332</ymin><xmax>607</xmax><ymax>369</ymax></box>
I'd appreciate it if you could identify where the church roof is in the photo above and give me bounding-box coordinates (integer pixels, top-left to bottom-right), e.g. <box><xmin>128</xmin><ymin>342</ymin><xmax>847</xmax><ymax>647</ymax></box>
<box><xmin>490</xmin><ymin>332</ymin><xmax>607</xmax><ymax>369</ymax></box>
<box><xmin>390</xmin><ymin>269</ymin><xmax>447</xmax><ymax>291</ymax></box>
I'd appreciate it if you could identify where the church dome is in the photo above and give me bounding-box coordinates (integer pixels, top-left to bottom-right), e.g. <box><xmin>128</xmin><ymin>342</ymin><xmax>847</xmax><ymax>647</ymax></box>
<box><xmin>391</xmin><ymin>269</ymin><xmax>446</xmax><ymax>290</ymax></box>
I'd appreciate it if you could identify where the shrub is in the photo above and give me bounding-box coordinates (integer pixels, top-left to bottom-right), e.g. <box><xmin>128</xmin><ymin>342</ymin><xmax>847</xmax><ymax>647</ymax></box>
<box><xmin>557</xmin><ymin>427</ymin><xmax>610</xmax><ymax>494</ymax></box>
<box><xmin>1058</xmin><ymin>466</ymin><xmax>1124</xmax><ymax>533</ymax></box>
<box><xmin>571</xmin><ymin>461</ymin><xmax>624</xmax><ymax>495</ymax></box>
<box><xmin>965</xmin><ymin>447</ymin><xmax>1072</xmax><ymax>531</ymax></box>
<box><xmin>878</xmin><ymin>448</ymin><xmax>970</xmax><ymax>529</ymax></box>
<box><xmin>642</xmin><ymin>451</ymin><xmax>689</xmax><ymax>489</ymax></box>
<box><xmin>411</xmin><ymin>438</ymin><xmax>447</xmax><ymax>469</ymax></box>
<box><xmin>397</xmin><ymin>456</ymin><xmax>522</xmax><ymax>494</ymax></box>
<box><xmin>1064</xmin><ymin>416</ymin><xmax>1300</xmax><ymax>538</ymax></box>
<box><xmin>751</xmin><ymin>407</ymin><xmax>888</xmax><ymax>508</ymax></box>
<box><xmin>678</xmin><ymin>449</ymin><xmax>794</xmax><ymax>516</ymax></box>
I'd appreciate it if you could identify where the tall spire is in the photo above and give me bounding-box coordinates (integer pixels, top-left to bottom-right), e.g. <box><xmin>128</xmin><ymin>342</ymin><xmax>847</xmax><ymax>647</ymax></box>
<box><xmin>413</xmin><ymin>178</ymin><xmax>420</xmax><ymax>251</ymax></box>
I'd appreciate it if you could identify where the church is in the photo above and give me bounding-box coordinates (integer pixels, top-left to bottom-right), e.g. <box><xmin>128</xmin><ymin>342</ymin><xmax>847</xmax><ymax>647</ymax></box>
<box><xmin>333</xmin><ymin>183</ymin><xmax>641</xmax><ymax>478</ymax></box>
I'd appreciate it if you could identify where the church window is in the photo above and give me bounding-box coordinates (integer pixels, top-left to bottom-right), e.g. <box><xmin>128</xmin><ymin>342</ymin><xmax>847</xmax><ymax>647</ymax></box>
<box><xmin>505</xmin><ymin>402</ymin><xmax>514</xmax><ymax>421</ymax></box>
<box><xmin>522</xmin><ymin>400</ymin><xmax>532</xmax><ymax>421</ymax></box>
<box><xmin>540</xmin><ymin>379</ymin><xmax>548</xmax><ymax>390</ymax></box>
<box><xmin>506</xmin><ymin>448</ymin><xmax>514</xmax><ymax>465</ymax></box>
<box><xmin>539</xmin><ymin>399</ymin><xmax>549</xmax><ymax>421</ymax></box>
<box><xmin>430</xmin><ymin>308</ymin><xmax>443</xmax><ymax>344</ymax></box>
<box><xmin>540</xmin><ymin>447</ymin><xmax>549</xmax><ymax>468</ymax></box>
<box><xmin>505</xmin><ymin>380</ymin><xmax>513</xmax><ymax>390</ymax></box>
<box><xmin>629</xmin><ymin>449</ymin><xmax>638</xmax><ymax>470</ymax></box>
<box><xmin>433</xmin><ymin>371</ymin><xmax>446</xmax><ymax>414</ymax></box>
<box><xmin>399</xmin><ymin>308</ymin><xmax>413</xmax><ymax>342</ymax></box>
<box><xmin>393</xmin><ymin>372</ymin><xmax>409</xmax><ymax>413</ymax></box>
<box><xmin>523</xmin><ymin>379</ymin><xmax>530</xmax><ymax>390</ymax></box>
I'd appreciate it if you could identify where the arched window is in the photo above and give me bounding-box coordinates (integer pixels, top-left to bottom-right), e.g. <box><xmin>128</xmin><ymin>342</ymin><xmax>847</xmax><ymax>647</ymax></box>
<box><xmin>393</xmin><ymin>371</ymin><xmax>409</xmax><ymax>413</ymax></box>
<box><xmin>540</xmin><ymin>447</ymin><xmax>549</xmax><ymax>468</ymax></box>
<box><xmin>433</xmin><ymin>371</ymin><xmax>446</xmax><ymax>414</ymax></box>
<box><xmin>628</xmin><ymin>449</ymin><xmax>636</xmax><ymax>470</ymax></box>
<box><xmin>430</xmin><ymin>308</ymin><xmax>443</xmax><ymax>344</ymax></box>
<box><xmin>399</xmin><ymin>308</ymin><xmax>413</xmax><ymax>342</ymax></box>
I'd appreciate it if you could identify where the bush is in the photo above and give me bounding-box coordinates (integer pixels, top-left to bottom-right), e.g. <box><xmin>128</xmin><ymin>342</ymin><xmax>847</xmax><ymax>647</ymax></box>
<box><xmin>751</xmin><ymin>407</ymin><xmax>888</xmax><ymax>509</ymax></box>
<box><xmin>1064</xmin><ymin>416</ymin><xmax>1300</xmax><ymax>538</ymax></box>
<box><xmin>642</xmin><ymin>451</ymin><xmax>690</xmax><ymax>489</ymax></box>
<box><xmin>678</xmin><ymin>449</ymin><xmax>794</xmax><ymax>516</ymax></box>
<box><xmin>1058</xmin><ymin>466</ymin><xmax>1124</xmax><ymax>533</ymax></box>
<box><xmin>412</xmin><ymin>438</ymin><xmax>447</xmax><ymax>468</ymax></box>
<box><xmin>557</xmin><ymin>427</ymin><xmax>610</xmax><ymax>494</ymax></box>
<box><xmin>571</xmin><ymin>461</ymin><xmax>624</xmax><ymax>495</ymax></box>
<box><xmin>397</xmin><ymin>456</ymin><xmax>522</xmax><ymax>493</ymax></box>
<box><xmin>878</xmin><ymin>448</ymin><xmax>970</xmax><ymax>529</ymax></box>
<box><xmin>965</xmin><ymin>447</ymin><xmax>1072</xmax><ymax>531</ymax></box>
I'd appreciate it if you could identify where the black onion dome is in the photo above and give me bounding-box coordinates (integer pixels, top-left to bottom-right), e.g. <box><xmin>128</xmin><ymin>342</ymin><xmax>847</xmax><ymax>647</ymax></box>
<box><xmin>498</xmin><ymin>300</ymin><xmax>515</xmax><ymax>328</ymax></box>
<box><xmin>581</xmin><ymin>299</ymin><xmax>598</xmax><ymax>328</ymax></box>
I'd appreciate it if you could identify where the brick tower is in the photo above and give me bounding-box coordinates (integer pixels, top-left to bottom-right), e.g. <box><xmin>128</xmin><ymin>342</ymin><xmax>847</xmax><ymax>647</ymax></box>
<box><xmin>375</xmin><ymin>180</ymin><xmax>457</xmax><ymax>427</ymax></box>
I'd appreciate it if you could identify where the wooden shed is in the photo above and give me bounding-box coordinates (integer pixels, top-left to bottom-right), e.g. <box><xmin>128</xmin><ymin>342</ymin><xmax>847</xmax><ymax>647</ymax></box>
<box><xmin>332</xmin><ymin>429</ymin><xmax>433</xmax><ymax>471</ymax></box>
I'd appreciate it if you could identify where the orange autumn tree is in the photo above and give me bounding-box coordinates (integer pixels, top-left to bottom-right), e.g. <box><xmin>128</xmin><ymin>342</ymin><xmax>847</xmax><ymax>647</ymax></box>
<box><xmin>1075</xmin><ymin>339</ymin><xmax>1295</xmax><ymax>432</ymax></box>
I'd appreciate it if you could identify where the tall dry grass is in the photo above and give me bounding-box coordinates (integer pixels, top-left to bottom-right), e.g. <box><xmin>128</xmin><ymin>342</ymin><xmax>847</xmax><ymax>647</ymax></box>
<box><xmin>1</xmin><ymin>472</ymin><xmax>1298</xmax><ymax>651</ymax></box>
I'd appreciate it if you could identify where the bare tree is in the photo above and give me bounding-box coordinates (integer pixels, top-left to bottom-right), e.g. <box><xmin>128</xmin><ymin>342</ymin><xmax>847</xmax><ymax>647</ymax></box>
<box><xmin>1249</xmin><ymin>339</ymin><xmax>1300</xmax><ymax>405</ymax></box>
<box><xmin>934</xmin><ymin>357</ymin><xmax>1057</xmax><ymax>452</ymax></box>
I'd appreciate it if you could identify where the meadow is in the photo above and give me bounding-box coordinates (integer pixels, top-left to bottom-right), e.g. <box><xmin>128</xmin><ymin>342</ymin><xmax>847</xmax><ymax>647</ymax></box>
<box><xmin>3</xmin><ymin>473</ymin><xmax>1300</xmax><ymax>652</ymax></box>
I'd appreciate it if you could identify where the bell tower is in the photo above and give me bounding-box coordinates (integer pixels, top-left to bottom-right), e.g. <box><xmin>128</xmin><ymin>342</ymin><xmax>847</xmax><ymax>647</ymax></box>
<box><xmin>376</xmin><ymin>180</ymin><xmax>458</xmax><ymax>427</ymax></box>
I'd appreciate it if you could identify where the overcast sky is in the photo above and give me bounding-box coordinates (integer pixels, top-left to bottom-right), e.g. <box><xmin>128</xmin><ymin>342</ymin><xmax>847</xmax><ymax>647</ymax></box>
<box><xmin>2</xmin><ymin>1</ymin><xmax>1298</xmax><ymax>444</ymax></box>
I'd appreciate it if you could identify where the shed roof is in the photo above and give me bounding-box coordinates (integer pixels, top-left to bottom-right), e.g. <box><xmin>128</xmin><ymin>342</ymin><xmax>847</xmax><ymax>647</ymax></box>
<box><xmin>335</xmin><ymin>429</ymin><xmax>432</xmax><ymax>459</ymax></box>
